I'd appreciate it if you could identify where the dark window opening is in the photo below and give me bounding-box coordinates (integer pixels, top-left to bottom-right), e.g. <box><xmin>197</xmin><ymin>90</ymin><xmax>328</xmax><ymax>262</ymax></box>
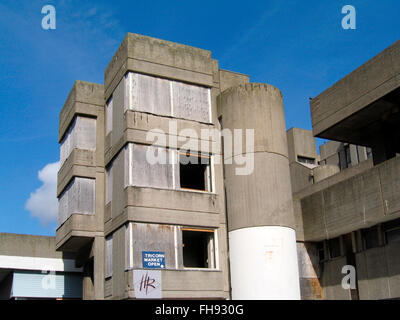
<box><xmin>366</xmin><ymin>147</ymin><xmax>373</xmax><ymax>159</ymax></box>
<box><xmin>384</xmin><ymin>219</ymin><xmax>400</xmax><ymax>244</ymax></box>
<box><xmin>317</xmin><ymin>242</ymin><xmax>325</xmax><ymax>262</ymax></box>
<box><xmin>362</xmin><ymin>227</ymin><xmax>380</xmax><ymax>250</ymax></box>
<box><xmin>182</xmin><ymin>229</ymin><xmax>215</xmax><ymax>268</ymax></box>
<box><xmin>344</xmin><ymin>145</ymin><xmax>351</xmax><ymax>168</ymax></box>
<box><xmin>328</xmin><ymin>237</ymin><xmax>342</xmax><ymax>259</ymax></box>
<box><xmin>297</xmin><ymin>156</ymin><xmax>315</xmax><ymax>165</ymax></box>
<box><xmin>179</xmin><ymin>153</ymin><xmax>210</xmax><ymax>191</ymax></box>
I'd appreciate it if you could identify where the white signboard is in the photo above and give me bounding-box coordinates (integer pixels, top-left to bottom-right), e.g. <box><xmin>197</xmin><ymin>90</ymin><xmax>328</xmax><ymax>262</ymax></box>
<box><xmin>133</xmin><ymin>270</ymin><xmax>162</xmax><ymax>299</ymax></box>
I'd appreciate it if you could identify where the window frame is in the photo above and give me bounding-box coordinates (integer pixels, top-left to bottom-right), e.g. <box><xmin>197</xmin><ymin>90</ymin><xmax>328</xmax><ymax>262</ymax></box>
<box><xmin>181</xmin><ymin>227</ymin><xmax>217</xmax><ymax>270</ymax></box>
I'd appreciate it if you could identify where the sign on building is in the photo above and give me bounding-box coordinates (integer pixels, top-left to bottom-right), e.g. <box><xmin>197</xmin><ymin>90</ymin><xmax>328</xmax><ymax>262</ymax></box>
<box><xmin>133</xmin><ymin>270</ymin><xmax>162</xmax><ymax>299</ymax></box>
<box><xmin>142</xmin><ymin>251</ymin><xmax>166</xmax><ymax>269</ymax></box>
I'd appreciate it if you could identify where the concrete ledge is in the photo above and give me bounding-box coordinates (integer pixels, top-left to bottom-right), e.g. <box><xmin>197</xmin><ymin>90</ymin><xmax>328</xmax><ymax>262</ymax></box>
<box><xmin>0</xmin><ymin>233</ymin><xmax>62</xmax><ymax>259</ymax></box>
<box><xmin>58</xmin><ymin>149</ymin><xmax>96</xmax><ymax>187</ymax></box>
<box><xmin>105</xmin><ymin>110</ymin><xmax>220</xmax><ymax>166</ymax></box>
<box><xmin>126</xmin><ymin>269</ymin><xmax>224</xmax><ymax>293</ymax></box>
<box><xmin>57</xmin><ymin>163</ymin><xmax>97</xmax><ymax>197</ymax></box>
<box><xmin>59</xmin><ymin>81</ymin><xmax>104</xmax><ymax>141</ymax></box>
<box><xmin>104</xmin><ymin>33</ymin><xmax>214</xmax><ymax>100</ymax></box>
<box><xmin>311</xmin><ymin>40</ymin><xmax>400</xmax><ymax>138</ymax></box>
<box><xmin>56</xmin><ymin>214</ymin><xmax>102</xmax><ymax>251</ymax></box>
<box><xmin>126</xmin><ymin>186</ymin><xmax>221</xmax><ymax>214</ymax></box>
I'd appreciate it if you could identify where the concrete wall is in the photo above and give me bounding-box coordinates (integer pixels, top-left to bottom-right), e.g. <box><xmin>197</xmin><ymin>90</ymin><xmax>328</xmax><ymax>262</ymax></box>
<box><xmin>310</xmin><ymin>40</ymin><xmax>400</xmax><ymax>138</ymax></box>
<box><xmin>287</xmin><ymin>128</ymin><xmax>317</xmax><ymax>165</ymax></box>
<box><xmin>0</xmin><ymin>233</ymin><xmax>72</xmax><ymax>259</ymax></box>
<box><xmin>356</xmin><ymin>243</ymin><xmax>400</xmax><ymax>300</ymax></box>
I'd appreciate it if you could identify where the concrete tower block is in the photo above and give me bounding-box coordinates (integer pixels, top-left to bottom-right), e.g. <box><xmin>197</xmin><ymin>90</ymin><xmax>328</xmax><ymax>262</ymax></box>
<box><xmin>218</xmin><ymin>83</ymin><xmax>300</xmax><ymax>300</ymax></box>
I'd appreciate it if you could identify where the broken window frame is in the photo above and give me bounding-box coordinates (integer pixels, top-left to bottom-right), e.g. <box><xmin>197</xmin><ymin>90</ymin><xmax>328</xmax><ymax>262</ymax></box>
<box><xmin>124</xmin><ymin>143</ymin><xmax>215</xmax><ymax>194</ymax></box>
<box><xmin>181</xmin><ymin>227</ymin><xmax>217</xmax><ymax>270</ymax></box>
<box><xmin>297</xmin><ymin>155</ymin><xmax>315</xmax><ymax>165</ymax></box>
<box><xmin>178</xmin><ymin>151</ymin><xmax>213</xmax><ymax>193</ymax></box>
<box><xmin>124</xmin><ymin>223</ymin><xmax>219</xmax><ymax>271</ymax></box>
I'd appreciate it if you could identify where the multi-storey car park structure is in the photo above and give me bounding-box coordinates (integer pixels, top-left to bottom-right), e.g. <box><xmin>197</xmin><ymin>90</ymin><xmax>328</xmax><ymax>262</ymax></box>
<box><xmin>2</xmin><ymin>33</ymin><xmax>399</xmax><ymax>300</ymax></box>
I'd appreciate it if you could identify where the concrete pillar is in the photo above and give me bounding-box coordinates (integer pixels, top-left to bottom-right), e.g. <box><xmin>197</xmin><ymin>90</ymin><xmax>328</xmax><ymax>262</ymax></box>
<box><xmin>94</xmin><ymin>236</ymin><xmax>105</xmax><ymax>299</ymax></box>
<box><xmin>218</xmin><ymin>83</ymin><xmax>300</xmax><ymax>300</ymax></box>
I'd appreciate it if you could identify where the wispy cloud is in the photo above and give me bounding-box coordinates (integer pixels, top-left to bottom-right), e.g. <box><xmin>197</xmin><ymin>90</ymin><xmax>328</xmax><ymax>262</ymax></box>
<box><xmin>25</xmin><ymin>161</ymin><xmax>59</xmax><ymax>226</ymax></box>
<box><xmin>220</xmin><ymin>4</ymin><xmax>281</xmax><ymax>63</ymax></box>
<box><xmin>0</xmin><ymin>1</ymin><xmax>124</xmax><ymax>81</ymax></box>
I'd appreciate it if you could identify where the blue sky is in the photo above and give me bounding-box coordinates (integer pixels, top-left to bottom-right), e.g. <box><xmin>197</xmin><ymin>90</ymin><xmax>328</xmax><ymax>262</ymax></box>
<box><xmin>0</xmin><ymin>0</ymin><xmax>399</xmax><ymax>236</ymax></box>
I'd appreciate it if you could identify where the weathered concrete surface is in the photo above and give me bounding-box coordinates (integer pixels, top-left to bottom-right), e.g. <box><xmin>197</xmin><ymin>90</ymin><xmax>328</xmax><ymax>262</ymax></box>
<box><xmin>290</xmin><ymin>162</ymin><xmax>313</xmax><ymax>194</ymax></box>
<box><xmin>313</xmin><ymin>165</ymin><xmax>340</xmax><ymax>183</ymax></box>
<box><xmin>104</xmin><ymin>33</ymin><xmax>214</xmax><ymax>100</ymax></box>
<box><xmin>310</xmin><ymin>40</ymin><xmax>400</xmax><ymax>143</ymax></box>
<box><xmin>59</xmin><ymin>81</ymin><xmax>104</xmax><ymax>142</ymax></box>
<box><xmin>320</xmin><ymin>257</ymin><xmax>351</xmax><ymax>300</ymax></box>
<box><xmin>219</xmin><ymin>83</ymin><xmax>296</xmax><ymax>231</ymax></box>
<box><xmin>57</xmin><ymin>79</ymin><xmax>105</xmax><ymax>260</ymax></box>
<box><xmin>105</xmin><ymin>110</ymin><xmax>219</xmax><ymax>167</ymax></box>
<box><xmin>300</xmin><ymin>156</ymin><xmax>400</xmax><ymax>241</ymax></box>
<box><xmin>219</xmin><ymin>69</ymin><xmax>249</xmax><ymax>93</ymax></box>
<box><xmin>0</xmin><ymin>233</ymin><xmax>70</xmax><ymax>259</ymax></box>
<box><xmin>287</xmin><ymin>128</ymin><xmax>317</xmax><ymax>164</ymax></box>
<box><xmin>356</xmin><ymin>243</ymin><xmax>400</xmax><ymax>300</ymax></box>
<box><xmin>125</xmin><ymin>269</ymin><xmax>226</xmax><ymax>299</ymax></box>
<box><xmin>297</xmin><ymin>242</ymin><xmax>323</xmax><ymax>300</ymax></box>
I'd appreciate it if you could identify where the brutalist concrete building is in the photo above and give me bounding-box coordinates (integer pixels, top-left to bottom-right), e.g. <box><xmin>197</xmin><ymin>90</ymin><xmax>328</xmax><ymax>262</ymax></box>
<box><xmin>54</xmin><ymin>33</ymin><xmax>400</xmax><ymax>300</ymax></box>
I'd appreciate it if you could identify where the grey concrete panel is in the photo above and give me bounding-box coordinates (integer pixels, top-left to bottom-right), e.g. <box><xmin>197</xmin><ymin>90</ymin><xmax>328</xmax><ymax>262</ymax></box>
<box><xmin>111</xmin><ymin>77</ymin><xmax>126</xmax><ymax>146</ymax></box>
<box><xmin>219</xmin><ymin>69</ymin><xmax>249</xmax><ymax>93</ymax></box>
<box><xmin>287</xmin><ymin>128</ymin><xmax>317</xmax><ymax>164</ymax></box>
<box><xmin>112</xmin><ymin>225</ymin><xmax>126</xmax><ymax>299</ymax></box>
<box><xmin>0</xmin><ymin>233</ymin><xmax>65</xmax><ymax>259</ymax></box>
<box><xmin>320</xmin><ymin>257</ymin><xmax>351</xmax><ymax>300</ymax></box>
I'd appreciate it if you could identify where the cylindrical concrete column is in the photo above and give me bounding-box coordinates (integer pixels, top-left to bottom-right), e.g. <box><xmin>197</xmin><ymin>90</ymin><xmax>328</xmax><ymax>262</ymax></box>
<box><xmin>218</xmin><ymin>83</ymin><xmax>300</xmax><ymax>300</ymax></box>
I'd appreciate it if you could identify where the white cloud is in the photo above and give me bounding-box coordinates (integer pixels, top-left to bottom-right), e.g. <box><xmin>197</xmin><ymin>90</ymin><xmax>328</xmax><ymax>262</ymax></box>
<box><xmin>25</xmin><ymin>162</ymin><xmax>59</xmax><ymax>226</ymax></box>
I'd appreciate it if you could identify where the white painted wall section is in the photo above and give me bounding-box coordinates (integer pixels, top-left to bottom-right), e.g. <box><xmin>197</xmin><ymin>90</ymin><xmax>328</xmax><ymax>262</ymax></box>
<box><xmin>229</xmin><ymin>226</ymin><xmax>301</xmax><ymax>300</ymax></box>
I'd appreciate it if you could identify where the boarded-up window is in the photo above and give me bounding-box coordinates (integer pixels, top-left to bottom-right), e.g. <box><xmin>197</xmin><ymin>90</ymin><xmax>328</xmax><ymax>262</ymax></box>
<box><xmin>105</xmin><ymin>235</ymin><xmax>113</xmax><ymax>278</ymax></box>
<box><xmin>105</xmin><ymin>161</ymin><xmax>113</xmax><ymax>204</ymax></box>
<box><xmin>60</xmin><ymin>116</ymin><xmax>96</xmax><ymax>166</ymax></box>
<box><xmin>58</xmin><ymin>177</ymin><xmax>95</xmax><ymax>226</ymax></box>
<box><xmin>126</xmin><ymin>144</ymin><xmax>175</xmax><ymax>189</ymax></box>
<box><xmin>127</xmin><ymin>73</ymin><xmax>171</xmax><ymax>116</ymax></box>
<box><xmin>124</xmin><ymin>72</ymin><xmax>211</xmax><ymax>123</ymax></box>
<box><xmin>106</xmin><ymin>97</ymin><xmax>113</xmax><ymax>134</ymax></box>
<box><xmin>172</xmin><ymin>81</ymin><xmax>210</xmax><ymax>123</ymax></box>
<box><xmin>127</xmin><ymin>223</ymin><xmax>177</xmax><ymax>270</ymax></box>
